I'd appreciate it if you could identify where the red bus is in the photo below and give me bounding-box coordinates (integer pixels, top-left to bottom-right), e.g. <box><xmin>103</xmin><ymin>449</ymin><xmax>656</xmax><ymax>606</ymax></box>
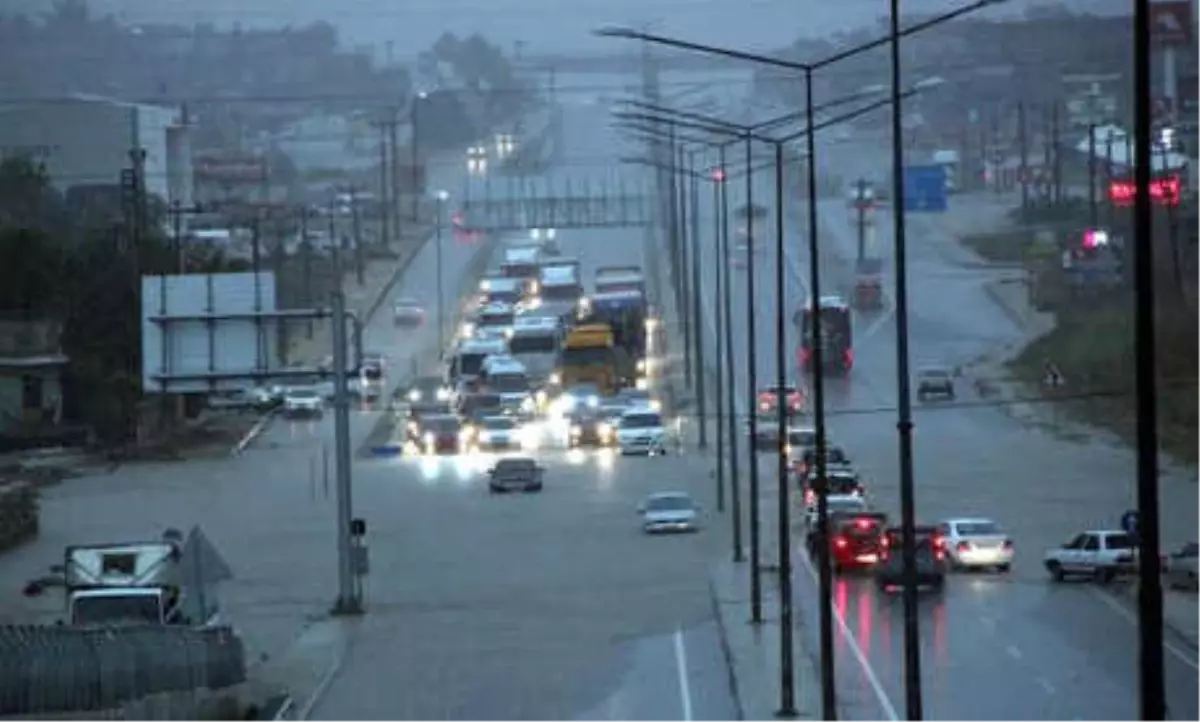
<box><xmin>797</xmin><ymin>296</ymin><xmax>853</xmax><ymax>375</ymax></box>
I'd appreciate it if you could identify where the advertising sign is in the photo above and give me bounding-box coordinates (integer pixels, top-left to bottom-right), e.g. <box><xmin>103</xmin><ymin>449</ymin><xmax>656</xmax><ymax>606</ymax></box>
<box><xmin>1150</xmin><ymin>1</ymin><xmax>1193</xmax><ymax>45</ymax></box>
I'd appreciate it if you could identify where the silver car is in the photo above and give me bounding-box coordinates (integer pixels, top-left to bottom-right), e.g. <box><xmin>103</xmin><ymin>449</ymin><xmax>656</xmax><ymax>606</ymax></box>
<box><xmin>639</xmin><ymin>492</ymin><xmax>701</xmax><ymax>534</ymax></box>
<box><xmin>1165</xmin><ymin>542</ymin><xmax>1198</xmax><ymax>591</ymax></box>
<box><xmin>916</xmin><ymin>366</ymin><xmax>956</xmax><ymax>401</ymax></box>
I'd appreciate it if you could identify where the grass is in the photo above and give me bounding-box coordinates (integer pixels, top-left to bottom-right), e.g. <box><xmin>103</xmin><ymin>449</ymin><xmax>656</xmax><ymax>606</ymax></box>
<box><xmin>1008</xmin><ymin>297</ymin><xmax>1198</xmax><ymax>464</ymax></box>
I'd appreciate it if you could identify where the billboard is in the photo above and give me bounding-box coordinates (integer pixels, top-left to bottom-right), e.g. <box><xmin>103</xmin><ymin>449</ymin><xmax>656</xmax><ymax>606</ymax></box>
<box><xmin>194</xmin><ymin>150</ymin><xmax>268</xmax><ymax>185</ymax></box>
<box><xmin>141</xmin><ymin>272</ymin><xmax>282</xmax><ymax>394</ymax></box>
<box><xmin>1150</xmin><ymin>1</ymin><xmax>1193</xmax><ymax>45</ymax></box>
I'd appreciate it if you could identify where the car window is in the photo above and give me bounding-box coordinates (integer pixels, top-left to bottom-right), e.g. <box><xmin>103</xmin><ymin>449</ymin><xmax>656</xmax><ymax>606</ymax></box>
<box><xmin>1065</xmin><ymin>534</ymin><xmax>1087</xmax><ymax>549</ymax></box>
<box><xmin>1082</xmin><ymin>535</ymin><xmax>1100</xmax><ymax>551</ymax></box>
<box><xmin>1106</xmin><ymin>533</ymin><xmax>1133</xmax><ymax>550</ymax></box>
<box><xmin>646</xmin><ymin>495</ymin><xmax>693</xmax><ymax>512</ymax></box>
<box><xmin>955</xmin><ymin>521</ymin><xmax>1001</xmax><ymax>536</ymax></box>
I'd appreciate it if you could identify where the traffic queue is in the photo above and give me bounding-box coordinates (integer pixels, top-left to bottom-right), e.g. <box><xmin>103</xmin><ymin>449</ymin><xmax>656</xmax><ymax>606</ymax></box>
<box><xmin>763</xmin><ymin>383</ymin><xmax>1164</xmax><ymax>591</ymax></box>
<box><xmin>399</xmin><ymin>233</ymin><xmax>674</xmax><ymax>461</ymax></box>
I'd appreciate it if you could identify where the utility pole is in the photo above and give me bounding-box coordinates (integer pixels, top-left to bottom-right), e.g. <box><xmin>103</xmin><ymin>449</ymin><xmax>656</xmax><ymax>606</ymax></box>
<box><xmin>409</xmin><ymin>100</ymin><xmax>420</xmax><ymax>223</ymax></box>
<box><xmin>712</xmin><ymin>170</ymin><xmax>725</xmax><ymax>511</ymax></box>
<box><xmin>720</xmin><ymin>146</ymin><xmax>743</xmax><ymax>563</ymax></box>
<box><xmin>1050</xmin><ymin>102</ymin><xmax>1063</xmax><ymax>206</ymax></box>
<box><xmin>376</xmin><ymin>116</ymin><xmax>392</xmax><ymax>248</ymax></box>
<box><xmin>688</xmin><ymin>152</ymin><xmax>707</xmax><ymax>450</ymax></box>
<box><xmin>300</xmin><ymin>207</ymin><xmax>315</xmax><ymax>339</ymax></box>
<box><xmin>1018</xmin><ymin>101</ymin><xmax>1029</xmax><ymax>210</ymax></box>
<box><xmin>330</xmin><ymin>289</ymin><xmax>362</xmax><ymax>615</ymax></box>
<box><xmin>855</xmin><ymin>177</ymin><xmax>868</xmax><ymax>262</ymax></box>
<box><xmin>1088</xmin><ymin>124</ymin><xmax>1099</xmax><ymax>227</ymax></box>
<box><xmin>350</xmin><ymin>185</ymin><xmax>365</xmax><ymax>286</ymax></box>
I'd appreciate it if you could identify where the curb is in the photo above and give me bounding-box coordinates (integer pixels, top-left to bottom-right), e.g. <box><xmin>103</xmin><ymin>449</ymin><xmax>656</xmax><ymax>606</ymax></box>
<box><xmin>982</xmin><ymin>278</ymin><xmax>1032</xmax><ymax>331</ymax></box>
<box><xmin>708</xmin><ymin>570</ymin><xmax>747</xmax><ymax>721</ymax></box>
<box><xmin>362</xmin><ymin>224</ymin><xmax>437</xmax><ymax>325</ymax></box>
<box><xmin>231</xmin><ymin>412</ymin><xmax>276</xmax><ymax>457</ymax></box>
<box><xmin>294</xmin><ymin>633</ymin><xmax>351</xmax><ymax>721</ymax></box>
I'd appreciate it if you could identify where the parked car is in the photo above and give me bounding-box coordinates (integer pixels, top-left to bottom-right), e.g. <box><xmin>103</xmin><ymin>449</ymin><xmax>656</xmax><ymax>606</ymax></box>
<box><xmin>1165</xmin><ymin>542</ymin><xmax>1198</xmax><ymax>591</ymax></box>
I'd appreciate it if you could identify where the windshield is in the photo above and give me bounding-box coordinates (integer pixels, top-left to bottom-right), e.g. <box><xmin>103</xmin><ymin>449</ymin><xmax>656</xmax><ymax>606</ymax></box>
<box><xmin>621</xmin><ymin>413</ymin><xmax>662</xmax><ymax>429</ymax></box>
<box><xmin>542</xmin><ymin>283</ymin><xmax>581</xmax><ymax>300</ymax></box>
<box><xmin>488</xmin><ymin>373</ymin><xmax>528</xmax><ymax>392</ymax></box>
<box><xmin>425</xmin><ymin>417</ymin><xmax>462</xmax><ymax>432</ymax></box>
<box><xmin>361</xmin><ymin>366</ymin><xmax>382</xmax><ymax>381</ymax></box>
<box><xmin>479</xmin><ymin>311</ymin><xmax>515</xmax><ymax>326</ymax></box>
<box><xmin>646</xmin><ymin>495</ymin><xmax>693</xmax><ymax>512</ymax></box>
<box><xmin>561</xmin><ymin>347</ymin><xmax>612</xmax><ymax>365</ymax></box>
<box><xmin>955</xmin><ymin>521</ymin><xmax>1002</xmax><ymax>536</ymax></box>
<box><xmin>502</xmin><ymin>262</ymin><xmax>538</xmax><ymax>278</ymax></box>
<box><xmin>826</xmin><ymin>498</ymin><xmax>865</xmax><ymax>514</ymax></box>
<box><xmin>495</xmin><ymin>459</ymin><xmax>535</xmax><ymax>475</ymax></box>
<box><xmin>566</xmin><ymin>385</ymin><xmax>601</xmax><ymax>399</ymax></box>
<box><xmin>483</xmin><ymin>417</ymin><xmax>517</xmax><ymax>430</ymax></box>
<box><xmin>1107</xmin><ymin>534</ymin><xmax>1133</xmax><ymax>550</ymax></box>
<box><xmin>788</xmin><ymin>429</ymin><xmax>816</xmax><ymax>446</ymax></box>
<box><xmin>72</xmin><ymin>594</ymin><xmax>162</xmax><ymax>625</ymax></box>
<box><xmin>289</xmin><ymin>388</ymin><xmax>320</xmax><ymax>399</ymax></box>
<box><xmin>486</xmin><ymin>290</ymin><xmax>521</xmax><ymax>305</ymax></box>
<box><xmin>510</xmin><ymin>334</ymin><xmax>557</xmax><ymax>353</ymax></box>
<box><xmin>458</xmin><ymin>352</ymin><xmax>488</xmax><ymax>376</ymax></box>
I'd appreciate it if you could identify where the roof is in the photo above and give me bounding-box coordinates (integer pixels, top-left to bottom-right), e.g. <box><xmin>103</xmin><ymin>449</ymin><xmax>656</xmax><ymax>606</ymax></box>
<box><xmin>479</xmin><ymin>302</ymin><xmax>515</xmax><ymax>314</ymax></box>
<box><xmin>459</xmin><ymin>338</ymin><xmax>508</xmax><ymax>352</ymax></box>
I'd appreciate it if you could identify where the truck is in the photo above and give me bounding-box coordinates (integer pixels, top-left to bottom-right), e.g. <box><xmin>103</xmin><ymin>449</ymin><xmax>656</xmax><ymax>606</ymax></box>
<box><xmin>580</xmin><ymin>289</ymin><xmax>648</xmax><ymax>367</ymax></box>
<box><xmin>538</xmin><ymin>259</ymin><xmax>583</xmax><ymax>303</ymax></box>
<box><xmin>556</xmin><ymin>323</ymin><xmax>631</xmax><ymax>395</ymax></box>
<box><xmin>60</xmin><ymin>532</ymin><xmax>223</xmax><ymax>627</ymax></box>
<box><xmin>594</xmin><ymin>266</ymin><xmax>646</xmax><ymax>296</ymax></box>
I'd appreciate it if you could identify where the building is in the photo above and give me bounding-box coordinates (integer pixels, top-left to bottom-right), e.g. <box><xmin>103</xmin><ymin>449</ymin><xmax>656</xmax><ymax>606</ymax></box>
<box><xmin>0</xmin><ymin>318</ymin><xmax>69</xmax><ymax>449</ymax></box>
<box><xmin>0</xmin><ymin>94</ymin><xmax>191</xmax><ymax>207</ymax></box>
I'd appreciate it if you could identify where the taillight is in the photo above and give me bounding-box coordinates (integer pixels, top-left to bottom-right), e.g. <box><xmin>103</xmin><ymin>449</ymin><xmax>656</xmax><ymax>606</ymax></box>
<box><xmin>804</xmin><ymin>490</ymin><xmax>815</xmax><ymax>505</ymax></box>
<box><xmin>799</xmin><ymin>347</ymin><xmax>812</xmax><ymax>365</ymax></box>
<box><xmin>935</xmin><ymin>550</ymin><xmax>946</xmax><ymax>561</ymax></box>
<box><xmin>852</xmin><ymin>487</ymin><xmax>862</xmax><ymax>496</ymax></box>
<box><xmin>1002</xmin><ymin>540</ymin><xmax>1014</xmax><ymax>550</ymax></box>
<box><xmin>843</xmin><ymin>348</ymin><xmax>855</xmax><ymax>368</ymax></box>
<box><xmin>956</xmin><ymin>542</ymin><xmax>970</xmax><ymax>553</ymax></box>
<box><xmin>759</xmin><ymin>401</ymin><xmax>771</xmax><ymax>411</ymax></box>
<box><xmin>834</xmin><ymin>536</ymin><xmax>849</xmax><ymax>550</ymax></box>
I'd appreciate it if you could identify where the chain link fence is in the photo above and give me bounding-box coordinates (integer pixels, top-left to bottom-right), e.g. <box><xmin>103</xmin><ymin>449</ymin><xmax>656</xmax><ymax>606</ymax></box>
<box><xmin>0</xmin><ymin>624</ymin><xmax>246</xmax><ymax>717</ymax></box>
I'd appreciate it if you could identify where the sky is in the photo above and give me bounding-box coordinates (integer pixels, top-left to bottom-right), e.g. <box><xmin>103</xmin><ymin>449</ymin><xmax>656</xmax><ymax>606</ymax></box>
<box><xmin>12</xmin><ymin>0</ymin><xmax>1131</xmax><ymax>59</ymax></box>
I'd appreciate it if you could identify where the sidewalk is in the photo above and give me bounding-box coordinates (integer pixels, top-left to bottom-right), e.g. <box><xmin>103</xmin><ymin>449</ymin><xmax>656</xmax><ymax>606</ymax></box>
<box><xmin>710</xmin><ymin>559</ymin><xmax>821</xmax><ymax>721</ymax></box>
<box><xmin>288</xmin><ymin>218</ymin><xmax>434</xmax><ymax>365</ymax></box>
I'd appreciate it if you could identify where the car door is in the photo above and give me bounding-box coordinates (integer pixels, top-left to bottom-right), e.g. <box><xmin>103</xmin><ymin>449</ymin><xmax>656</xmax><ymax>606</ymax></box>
<box><xmin>1077</xmin><ymin>534</ymin><xmax>1101</xmax><ymax>571</ymax></box>
<box><xmin>1058</xmin><ymin>534</ymin><xmax>1087</xmax><ymax>570</ymax></box>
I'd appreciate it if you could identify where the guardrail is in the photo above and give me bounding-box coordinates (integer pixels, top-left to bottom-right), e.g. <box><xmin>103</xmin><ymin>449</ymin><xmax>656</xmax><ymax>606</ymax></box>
<box><xmin>0</xmin><ymin>624</ymin><xmax>246</xmax><ymax>716</ymax></box>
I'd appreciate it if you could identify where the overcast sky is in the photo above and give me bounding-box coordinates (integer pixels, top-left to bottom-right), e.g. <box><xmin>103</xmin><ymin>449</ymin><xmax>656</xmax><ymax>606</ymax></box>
<box><xmin>12</xmin><ymin>0</ymin><xmax>1130</xmax><ymax>59</ymax></box>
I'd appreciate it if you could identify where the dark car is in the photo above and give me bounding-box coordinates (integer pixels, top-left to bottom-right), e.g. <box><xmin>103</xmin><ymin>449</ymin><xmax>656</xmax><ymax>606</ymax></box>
<box><xmin>488</xmin><ymin>457</ymin><xmax>544</xmax><ymax>493</ymax></box>
<box><xmin>404</xmin><ymin>376</ymin><xmax>450</xmax><ymax>405</ymax></box>
<box><xmin>405</xmin><ymin>401</ymin><xmax>454</xmax><ymax>441</ymax></box>
<box><xmin>567</xmin><ymin>408</ymin><xmax>616</xmax><ymax>448</ymax></box>
<box><xmin>807</xmin><ymin>512</ymin><xmax>889</xmax><ymax>572</ymax></box>
<box><xmin>414</xmin><ymin>414</ymin><xmax>471</xmax><ymax>454</ymax></box>
<box><xmin>795</xmin><ymin>445</ymin><xmax>850</xmax><ymax>477</ymax></box>
<box><xmin>875</xmin><ymin>525</ymin><xmax>947</xmax><ymax>592</ymax></box>
<box><xmin>459</xmin><ymin>392</ymin><xmax>505</xmax><ymax>424</ymax></box>
<box><xmin>800</xmin><ymin>467</ymin><xmax>864</xmax><ymax>505</ymax></box>
<box><xmin>915</xmin><ymin>367</ymin><xmax>956</xmax><ymax>401</ymax></box>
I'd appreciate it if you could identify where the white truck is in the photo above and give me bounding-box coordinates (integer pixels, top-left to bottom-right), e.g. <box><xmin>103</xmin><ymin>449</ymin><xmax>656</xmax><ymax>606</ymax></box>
<box><xmin>61</xmin><ymin>533</ymin><xmax>223</xmax><ymax>627</ymax></box>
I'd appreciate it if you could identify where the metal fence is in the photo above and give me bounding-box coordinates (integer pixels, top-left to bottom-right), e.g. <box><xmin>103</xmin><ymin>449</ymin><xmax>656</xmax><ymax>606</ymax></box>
<box><xmin>0</xmin><ymin>624</ymin><xmax>246</xmax><ymax>716</ymax></box>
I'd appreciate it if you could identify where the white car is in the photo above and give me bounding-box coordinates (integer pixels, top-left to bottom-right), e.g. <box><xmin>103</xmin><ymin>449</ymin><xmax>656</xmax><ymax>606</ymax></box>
<box><xmin>393</xmin><ymin>298</ymin><xmax>426</xmax><ymax>327</ymax></box>
<box><xmin>804</xmin><ymin>494</ymin><xmax>867</xmax><ymax>532</ymax></box>
<box><xmin>475</xmin><ymin>415</ymin><xmax>524</xmax><ymax>451</ymax></box>
<box><xmin>617</xmin><ymin>409</ymin><xmax>668</xmax><ymax>456</ymax></box>
<box><xmin>283</xmin><ymin>386</ymin><xmax>324</xmax><ymax>419</ymax></box>
<box><xmin>207</xmin><ymin>386</ymin><xmax>276</xmax><ymax>411</ymax></box>
<box><xmin>938</xmin><ymin>518</ymin><xmax>1014</xmax><ymax>572</ymax></box>
<box><xmin>1043</xmin><ymin>529</ymin><xmax>1138</xmax><ymax>583</ymax></box>
<box><xmin>639</xmin><ymin>492</ymin><xmax>700</xmax><ymax>533</ymax></box>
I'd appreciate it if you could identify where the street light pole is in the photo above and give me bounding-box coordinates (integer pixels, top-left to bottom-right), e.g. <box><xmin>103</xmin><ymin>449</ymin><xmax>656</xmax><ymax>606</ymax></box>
<box><xmin>713</xmin><ymin>165</ymin><xmax>726</xmax><ymax>511</ymax></box>
<box><xmin>743</xmin><ymin>130</ymin><xmax>763</xmax><ymax>626</ymax></box>
<box><xmin>721</xmin><ymin>146</ymin><xmax>744</xmax><ymax>563</ymax></box>
<box><xmin>435</xmin><ymin>190</ymin><xmax>448</xmax><ymax>356</ymax></box>
<box><xmin>689</xmin><ymin>151</ymin><xmax>708</xmax><ymax>450</ymax></box>
<box><xmin>889</xmin><ymin>1</ymin><xmax>922</xmax><ymax>717</ymax></box>
<box><xmin>678</xmin><ymin>143</ymin><xmax>693</xmax><ymax>384</ymax></box>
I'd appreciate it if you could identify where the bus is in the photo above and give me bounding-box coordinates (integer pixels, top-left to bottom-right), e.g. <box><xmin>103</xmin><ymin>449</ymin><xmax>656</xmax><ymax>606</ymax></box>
<box><xmin>797</xmin><ymin>296</ymin><xmax>853</xmax><ymax>375</ymax></box>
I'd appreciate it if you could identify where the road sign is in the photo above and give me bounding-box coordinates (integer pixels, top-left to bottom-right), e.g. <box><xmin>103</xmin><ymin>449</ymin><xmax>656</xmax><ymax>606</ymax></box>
<box><xmin>1121</xmin><ymin>509</ymin><xmax>1140</xmax><ymax>536</ymax></box>
<box><xmin>903</xmin><ymin>164</ymin><xmax>947</xmax><ymax>213</ymax></box>
<box><xmin>1150</xmin><ymin>1</ymin><xmax>1193</xmax><ymax>45</ymax></box>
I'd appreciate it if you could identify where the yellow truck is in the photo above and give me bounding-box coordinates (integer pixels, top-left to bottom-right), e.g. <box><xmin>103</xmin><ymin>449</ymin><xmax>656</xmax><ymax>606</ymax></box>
<box><xmin>556</xmin><ymin>323</ymin><xmax>622</xmax><ymax>394</ymax></box>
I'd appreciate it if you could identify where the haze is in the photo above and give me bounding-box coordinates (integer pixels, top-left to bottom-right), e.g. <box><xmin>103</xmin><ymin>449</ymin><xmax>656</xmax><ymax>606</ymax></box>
<box><xmin>9</xmin><ymin>0</ymin><xmax>1128</xmax><ymax>57</ymax></box>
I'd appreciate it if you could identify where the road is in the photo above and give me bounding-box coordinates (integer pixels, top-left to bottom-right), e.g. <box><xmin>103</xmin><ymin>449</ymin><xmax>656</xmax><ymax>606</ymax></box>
<box><xmin>302</xmin><ymin>70</ymin><xmax>746</xmax><ymax>720</ymax></box>
<box><xmin>691</xmin><ymin>94</ymin><xmax>1199</xmax><ymax>720</ymax></box>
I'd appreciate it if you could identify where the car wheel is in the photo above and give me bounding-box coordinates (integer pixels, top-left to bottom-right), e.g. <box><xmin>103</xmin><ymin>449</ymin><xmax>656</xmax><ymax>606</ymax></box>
<box><xmin>1046</xmin><ymin>561</ymin><xmax>1066</xmax><ymax>581</ymax></box>
<box><xmin>996</xmin><ymin>563</ymin><xmax>1012</xmax><ymax>573</ymax></box>
<box><xmin>930</xmin><ymin>576</ymin><xmax>946</xmax><ymax>591</ymax></box>
<box><xmin>1094</xmin><ymin>567</ymin><xmax>1115</xmax><ymax>584</ymax></box>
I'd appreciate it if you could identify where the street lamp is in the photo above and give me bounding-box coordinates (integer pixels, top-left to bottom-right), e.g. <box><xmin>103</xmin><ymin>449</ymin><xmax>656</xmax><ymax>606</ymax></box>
<box><xmin>434</xmin><ymin>190</ymin><xmax>450</xmax><ymax>356</ymax></box>
<box><xmin>600</xmin><ymin>10</ymin><xmax>1001</xmax><ymax>717</ymax></box>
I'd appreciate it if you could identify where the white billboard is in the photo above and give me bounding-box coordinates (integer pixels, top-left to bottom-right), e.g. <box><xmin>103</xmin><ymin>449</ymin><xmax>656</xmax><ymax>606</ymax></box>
<box><xmin>141</xmin><ymin>272</ymin><xmax>282</xmax><ymax>394</ymax></box>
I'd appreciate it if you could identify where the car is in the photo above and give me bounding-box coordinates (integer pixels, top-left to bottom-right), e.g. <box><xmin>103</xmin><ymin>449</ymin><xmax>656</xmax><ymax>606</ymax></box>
<box><xmin>938</xmin><ymin>518</ymin><xmax>1014</xmax><ymax>572</ymax></box>
<box><xmin>804</xmin><ymin>493</ymin><xmax>867</xmax><ymax>532</ymax></box>
<box><xmin>487</xmin><ymin>457</ymin><xmax>544</xmax><ymax>493</ymax></box>
<box><xmin>553</xmin><ymin>383</ymin><xmax>603</xmax><ymax>416</ymax></box>
<box><xmin>414</xmin><ymin>414</ymin><xmax>473</xmax><ymax>455</ymax></box>
<box><xmin>915</xmin><ymin>366</ymin><xmax>956</xmax><ymax>401</ymax></box>
<box><xmin>282</xmin><ymin>386</ymin><xmax>324</xmax><ymax>419</ymax></box>
<box><xmin>393</xmin><ymin>298</ymin><xmax>426</xmax><ymax>327</ymax></box>
<box><xmin>783</xmin><ymin>426</ymin><xmax>817</xmax><ymax>459</ymax></box>
<box><xmin>405</xmin><ymin>377</ymin><xmax>452</xmax><ymax>405</ymax></box>
<box><xmin>807</xmin><ymin>512</ymin><xmax>890</xmax><ymax>573</ymax></box>
<box><xmin>475</xmin><ymin>415</ymin><xmax>525</xmax><ymax>451</ymax></box>
<box><xmin>800</xmin><ymin>468</ymin><xmax>865</xmax><ymax>506</ymax></box>
<box><xmin>1165</xmin><ymin>542</ymin><xmax>1199</xmax><ymax>591</ymax></box>
<box><xmin>757</xmin><ymin>385</ymin><xmax>805</xmax><ymax>418</ymax></box>
<box><xmin>567</xmin><ymin>408</ymin><xmax>616</xmax><ymax>448</ymax></box>
<box><xmin>875</xmin><ymin>526</ymin><xmax>948</xmax><ymax>592</ymax></box>
<box><xmin>795</xmin><ymin>445</ymin><xmax>850</xmax><ymax>478</ymax></box>
<box><xmin>638</xmin><ymin>492</ymin><xmax>700</xmax><ymax>533</ymax></box>
<box><xmin>616</xmin><ymin>408</ymin><xmax>668</xmax><ymax>456</ymax></box>
<box><xmin>1043</xmin><ymin>530</ymin><xmax>1138</xmax><ymax>583</ymax></box>
<box><xmin>749</xmin><ymin>418</ymin><xmax>782</xmax><ymax>451</ymax></box>
<box><xmin>458</xmin><ymin>392</ymin><xmax>505</xmax><ymax>425</ymax></box>
<box><xmin>207</xmin><ymin>386</ymin><xmax>277</xmax><ymax>412</ymax></box>
<box><xmin>404</xmin><ymin>400</ymin><xmax>454</xmax><ymax>441</ymax></box>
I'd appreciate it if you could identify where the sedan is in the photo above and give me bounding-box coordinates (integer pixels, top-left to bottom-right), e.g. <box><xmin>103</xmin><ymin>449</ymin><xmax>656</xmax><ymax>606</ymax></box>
<box><xmin>1165</xmin><ymin>541</ymin><xmax>1198</xmax><ymax>591</ymax></box>
<box><xmin>487</xmin><ymin>457</ymin><xmax>544</xmax><ymax>493</ymax></box>
<box><xmin>393</xmin><ymin>298</ymin><xmax>426</xmax><ymax>327</ymax></box>
<box><xmin>639</xmin><ymin>492</ymin><xmax>701</xmax><ymax>534</ymax></box>
<box><xmin>916</xmin><ymin>366</ymin><xmax>956</xmax><ymax>401</ymax></box>
<box><xmin>940</xmin><ymin>517</ymin><xmax>1014</xmax><ymax>572</ymax></box>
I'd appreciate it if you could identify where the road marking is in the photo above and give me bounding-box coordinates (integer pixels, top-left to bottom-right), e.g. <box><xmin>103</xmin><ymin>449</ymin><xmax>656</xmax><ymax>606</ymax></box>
<box><xmin>1036</xmin><ymin>676</ymin><xmax>1057</xmax><ymax>695</ymax></box>
<box><xmin>1087</xmin><ymin>587</ymin><xmax>1199</xmax><ymax>671</ymax></box>
<box><xmin>1005</xmin><ymin>644</ymin><xmax>1023</xmax><ymax>660</ymax></box>
<box><xmin>673</xmin><ymin>628</ymin><xmax>694</xmax><ymax>722</ymax></box>
<box><xmin>231</xmin><ymin>412</ymin><xmax>275</xmax><ymax>457</ymax></box>
<box><xmin>798</xmin><ymin>551</ymin><xmax>899</xmax><ymax>720</ymax></box>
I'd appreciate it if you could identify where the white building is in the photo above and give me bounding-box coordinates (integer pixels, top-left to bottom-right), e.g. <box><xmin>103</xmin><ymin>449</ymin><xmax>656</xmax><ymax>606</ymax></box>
<box><xmin>0</xmin><ymin>94</ymin><xmax>191</xmax><ymax>207</ymax></box>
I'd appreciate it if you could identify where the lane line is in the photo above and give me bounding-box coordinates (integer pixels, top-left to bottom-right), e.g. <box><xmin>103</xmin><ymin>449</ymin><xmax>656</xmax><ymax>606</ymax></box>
<box><xmin>1005</xmin><ymin>644</ymin><xmax>1023</xmax><ymax>660</ymax></box>
<box><xmin>673</xmin><ymin>628</ymin><xmax>694</xmax><ymax>722</ymax></box>
<box><xmin>1087</xmin><ymin>587</ymin><xmax>1199</xmax><ymax>671</ymax></box>
<box><xmin>798</xmin><ymin>550</ymin><xmax>899</xmax><ymax>721</ymax></box>
<box><xmin>1036</xmin><ymin>676</ymin><xmax>1057</xmax><ymax>695</ymax></box>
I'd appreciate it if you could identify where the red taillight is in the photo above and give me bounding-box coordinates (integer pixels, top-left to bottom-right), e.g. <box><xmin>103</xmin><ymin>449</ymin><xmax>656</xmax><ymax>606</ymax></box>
<box><xmin>804</xmin><ymin>490</ymin><xmax>815</xmax><ymax>505</ymax></box>
<box><xmin>956</xmin><ymin>542</ymin><xmax>970</xmax><ymax>553</ymax></box>
<box><xmin>759</xmin><ymin>401</ymin><xmax>771</xmax><ymax>411</ymax></box>
<box><xmin>855</xmin><ymin>518</ymin><xmax>872</xmax><ymax>530</ymax></box>
<box><xmin>852</xmin><ymin>487</ymin><xmax>862</xmax><ymax>497</ymax></box>
<box><xmin>1002</xmin><ymin>540</ymin><xmax>1014</xmax><ymax>550</ymax></box>
<box><xmin>935</xmin><ymin>550</ymin><xmax>946</xmax><ymax>561</ymax></box>
<box><xmin>799</xmin><ymin>347</ymin><xmax>812</xmax><ymax>365</ymax></box>
<box><xmin>834</xmin><ymin>536</ymin><xmax>849</xmax><ymax>550</ymax></box>
<box><xmin>843</xmin><ymin>348</ymin><xmax>855</xmax><ymax>367</ymax></box>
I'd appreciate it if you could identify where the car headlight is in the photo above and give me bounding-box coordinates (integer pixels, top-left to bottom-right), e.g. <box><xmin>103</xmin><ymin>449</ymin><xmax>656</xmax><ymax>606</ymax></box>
<box><xmin>459</xmin><ymin>429</ymin><xmax>474</xmax><ymax>443</ymax></box>
<box><xmin>408</xmin><ymin>389</ymin><xmax>421</xmax><ymax>402</ymax></box>
<box><xmin>504</xmin><ymin>328</ymin><xmax>514</xmax><ymax>339</ymax></box>
<box><xmin>478</xmin><ymin>431</ymin><xmax>492</xmax><ymax>442</ymax></box>
<box><xmin>650</xmin><ymin>399</ymin><xmax>662</xmax><ymax>412</ymax></box>
<box><xmin>480</xmin><ymin>279</ymin><xmax>491</xmax><ymax>291</ymax></box>
<box><xmin>423</xmin><ymin>432</ymin><xmax>434</xmax><ymax>444</ymax></box>
<box><xmin>436</xmin><ymin>388</ymin><xmax>451</xmax><ymax>401</ymax></box>
<box><xmin>461</xmin><ymin>322</ymin><xmax>475</xmax><ymax>337</ymax></box>
<box><xmin>535</xmin><ymin>390</ymin><xmax>548</xmax><ymax>404</ymax></box>
<box><xmin>530</xmin><ymin>281</ymin><xmax>540</xmax><ymax>294</ymax></box>
<box><xmin>549</xmin><ymin>372</ymin><xmax>561</xmax><ymax>385</ymax></box>
<box><xmin>636</xmin><ymin>378</ymin><xmax>649</xmax><ymax>390</ymax></box>
<box><xmin>531</xmin><ymin>228</ymin><xmax>543</xmax><ymax>240</ymax></box>
<box><xmin>570</xmin><ymin>425</ymin><xmax>582</xmax><ymax>436</ymax></box>
<box><xmin>645</xmin><ymin>318</ymin><xmax>660</xmax><ymax>330</ymax></box>
<box><xmin>587</xmin><ymin>396</ymin><xmax>599</xmax><ymax>408</ymax></box>
<box><xmin>598</xmin><ymin>423</ymin><xmax>613</xmax><ymax>438</ymax></box>
<box><xmin>636</xmin><ymin>359</ymin><xmax>646</xmax><ymax>372</ymax></box>
<box><xmin>521</xmin><ymin>397</ymin><xmax>535</xmax><ymax>412</ymax></box>
<box><xmin>547</xmin><ymin>228</ymin><xmax>557</xmax><ymax>240</ymax></box>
